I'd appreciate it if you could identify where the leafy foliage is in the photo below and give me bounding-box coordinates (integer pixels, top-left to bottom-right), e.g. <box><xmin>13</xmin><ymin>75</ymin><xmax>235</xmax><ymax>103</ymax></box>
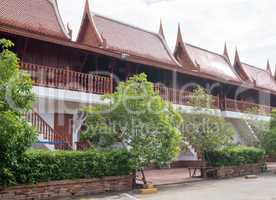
<box><xmin>82</xmin><ymin>73</ymin><xmax>183</xmax><ymax>169</ymax></box>
<box><xmin>245</xmin><ymin>119</ymin><xmax>269</xmax><ymax>147</ymax></box>
<box><xmin>3</xmin><ymin>149</ymin><xmax>133</xmax><ymax>185</ymax></box>
<box><xmin>205</xmin><ymin>146</ymin><xmax>265</xmax><ymax>167</ymax></box>
<box><xmin>0</xmin><ymin>39</ymin><xmax>36</xmax><ymax>186</ymax></box>
<box><xmin>261</xmin><ymin>110</ymin><xmax>276</xmax><ymax>156</ymax></box>
<box><xmin>187</xmin><ymin>86</ymin><xmax>215</xmax><ymax>109</ymax></box>
<box><xmin>182</xmin><ymin>87</ymin><xmax>234</xmax><ymax>155</ymax></box>
<box><xmin>245</xmin><ymin>106</ymin><xmax>267</xmax><ymax>116</ymax></box>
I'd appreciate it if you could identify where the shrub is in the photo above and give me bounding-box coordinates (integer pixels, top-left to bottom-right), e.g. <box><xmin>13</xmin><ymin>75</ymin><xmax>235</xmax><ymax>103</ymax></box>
<box><xmin>205</xmin><ymin>146</ymin><xmax>265</xmax><ymax>167</ymax></box>
<box><xmin>0</xmin><ymin>39</ymin><xmax>36</xmax><ymax>186</ymax></box>
<box><xmin>182</xmin><ymin>87</ymin><xmax>234</xmax><ymax>158</ymax></box>
<box><xmin>2</xmin><ymin>149</ymin><xmax>133</xmax><ymax>186</ymax></box>
<box><xmin>82</xmin><ymin>73</ymin><xmax>183</xmax><ymax>175</ymax></box>
<box><xmin>261</xmin><ymin>110</ymin><xmax>276</xmax><ymax>157</ymax></box>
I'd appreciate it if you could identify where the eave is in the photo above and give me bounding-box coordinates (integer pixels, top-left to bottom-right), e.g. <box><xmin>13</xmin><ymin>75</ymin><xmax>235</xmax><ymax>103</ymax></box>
<box><xmin>1</xmin><ymin>25</ymin><xmax>276</xmax><ymax>96</ymax></box>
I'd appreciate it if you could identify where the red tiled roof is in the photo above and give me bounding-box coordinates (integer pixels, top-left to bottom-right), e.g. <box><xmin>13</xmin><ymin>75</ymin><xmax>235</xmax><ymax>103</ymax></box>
<box><xmin>186</xmin><ymin>44</ymin><xmax>241</xmax><ymax>83</ymax></box>
<box><xmin>92</xmin><ymin>14</ymin><xmax>178</xmax><ymax>66</ymax></box>
<box><xmin>241</xmin><ymin>63</ymin><xmax>276</xmax><ymax>91</ymax></box>
<box><xmin>173</xmin><ymin>26</ymin><xmax>241</xmax><ymax>84</ymax></box>
<box><xmin>0</xmin><ymin>0</ymin><xmax>70</xmax><ymax>40</ymax></box>
<box><xmin>77</xmin><ymin>1</ymin><xmax>179</xmax><ymax>68</ymax></box>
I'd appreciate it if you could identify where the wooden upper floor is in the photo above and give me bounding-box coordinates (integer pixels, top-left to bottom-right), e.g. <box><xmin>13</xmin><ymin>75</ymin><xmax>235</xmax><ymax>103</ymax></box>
<box><xmin>0</xmin><ymin>0</ymin><xmax>276</xmax><ymax>115</ymax></box>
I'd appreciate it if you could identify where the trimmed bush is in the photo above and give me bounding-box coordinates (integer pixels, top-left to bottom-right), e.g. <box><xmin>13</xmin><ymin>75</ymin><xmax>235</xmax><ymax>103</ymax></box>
<box><xmin>205</xmin><ymin>146</ymin><xmax>265</xmax><ymax>167</ymax></box>
<box><xmin>3</xmin><ymin>149</ymin><xmax>133</xmax><ymax>186</ymax></box>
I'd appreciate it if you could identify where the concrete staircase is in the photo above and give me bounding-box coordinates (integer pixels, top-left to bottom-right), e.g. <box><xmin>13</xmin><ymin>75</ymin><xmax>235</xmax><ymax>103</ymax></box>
<box><xmin>226</xmin><ymin>118</ymin><xmax>259</xmax><ymax>145</ymax></box>
<box><xmin>177</xmin><ymin>141</ymin><xmax>198</xmax><ymax>161</ymax></box>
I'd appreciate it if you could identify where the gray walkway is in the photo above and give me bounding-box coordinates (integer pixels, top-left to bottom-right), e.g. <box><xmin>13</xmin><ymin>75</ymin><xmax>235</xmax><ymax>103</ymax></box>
<box><xmin>79</xmin><ymin>173</ymin><xmax>276</xmax><ymax>200</ymax></box>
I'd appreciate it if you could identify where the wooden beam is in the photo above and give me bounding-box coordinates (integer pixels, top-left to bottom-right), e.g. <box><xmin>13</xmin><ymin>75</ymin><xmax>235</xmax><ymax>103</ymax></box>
<box><xmin>95</xmin><ymin>55</ymin><xmax>98</xmax><ymax>71</ymax></box>
<box><xmin>80</xmin><ymin>52</ymin><xmax>88</xmax><ymax>71</ymax></box>
<box><xmin>21</xmin><ymin>38</ymin><xmax>29</xmax><ymax>63</ymax></box>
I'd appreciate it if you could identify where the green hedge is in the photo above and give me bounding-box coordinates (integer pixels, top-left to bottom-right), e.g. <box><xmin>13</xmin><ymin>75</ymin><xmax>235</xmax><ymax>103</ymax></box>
<box><xmin>7</xmin><ymin>149</ymin><xmax>133</xmax><ymax>186</ymax></box>
<box><xmin>205</xmin><ymin>146</ymin><xmax>265</xmax><ymax>167</ymax></box>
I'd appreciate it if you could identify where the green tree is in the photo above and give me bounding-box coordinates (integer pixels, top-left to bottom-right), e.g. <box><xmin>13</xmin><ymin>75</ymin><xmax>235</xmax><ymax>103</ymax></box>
<box><xmin>182</xmin><ymin>87</ymin><xmax>234</xmax><ymax>161</ymax></box>
<box><xmin>262</xmin><ymin>110</ymin><xmax>276</xmax><ymax>157</ymax></box>
<box><xmin>242</xmin><ymin>119</ymin><xmax>269</xmax><ymax>147</ymax></box>
<box><xmin>0</xmin><ymin>39</ymin><xmax>36</xmax><ymax>186</ymax></box>
<box><xmin>82</xmin><ymin>73</ymin><xmax>183</xmax><ymax>183</ymax></box>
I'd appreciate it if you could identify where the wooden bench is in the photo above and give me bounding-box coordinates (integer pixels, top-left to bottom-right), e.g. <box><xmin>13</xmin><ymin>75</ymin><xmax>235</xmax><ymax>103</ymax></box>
<box><xmin>187</xmin><ymin>160</ymin><xmax>218</xmax><ymax>178</ymax></box>
<box><xmin>188</xmin><ymin>166</ymin><xmax>217</xmax><ymax>178</ymax></box>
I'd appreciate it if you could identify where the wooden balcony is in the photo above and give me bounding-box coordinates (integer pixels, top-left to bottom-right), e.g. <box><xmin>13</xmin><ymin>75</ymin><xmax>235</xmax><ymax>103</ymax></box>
<box><xmin>225</xmin><ymin>98</ymin><xmax>273</xmax><ymax>115</ymax></box>
<box><xmin>154</xmin><ymin>84</ymin><xmax>220</xmax><ymax>109</ymax></box>
<box><xmin>154</xmin><ymin>84</ymin><xmax>273</xmax><ymax>115</ymax></box>
<box><xmin>20</xmin><ymin>62</ymin><xmax>113</xmax><ymax>94</ymax></box>
<box><xmin>20</xmin><ymin>62</ymin><xmax>273</xmax><ymax>115</ymax></box>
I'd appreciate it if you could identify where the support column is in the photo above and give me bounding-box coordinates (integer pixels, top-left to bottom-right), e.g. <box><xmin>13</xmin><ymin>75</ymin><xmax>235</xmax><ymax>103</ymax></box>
<box><xmin>72</xmin><ymin>112</ymin><xmax>86</xmax><ymax>150</ymax></box>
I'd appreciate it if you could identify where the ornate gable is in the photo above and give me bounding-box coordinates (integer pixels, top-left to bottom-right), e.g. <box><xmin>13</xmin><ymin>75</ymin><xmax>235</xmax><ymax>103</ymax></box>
<box><xmin>158</xmin><ymin>19</ymin><xmax>165</xmax><ymax>39</ymax></box>
<box><xmin>223</xmin><ymin>42</ymin><xmax>231</xmax><ymax>64</ymax></box>
<box><xmin>266</xmin><ymin>60</ymin><xmax>272</xmax><ymax>76</ymax></box>
<box><xmin>173</xmin><ymin>24</ymin><xmax>198</xmax><ymax>70</ymax></box>
<box><xmin>233</xmin><ymin>49</ymin><xmax>252</xmax><ymax>82</ymax></box>
<box><xmin>77</xmin><ymin>0</ymin><xmax>103</xmax><ymax>47</ymax></box>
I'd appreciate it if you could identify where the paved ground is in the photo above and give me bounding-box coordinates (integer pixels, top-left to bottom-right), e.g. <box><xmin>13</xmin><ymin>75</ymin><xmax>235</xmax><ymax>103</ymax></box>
<box><xmin>77</xmin><ymin>173</ymin><xmax>276</xmax><ymax>200</ymax></box>
<box><xmin>268</xmin><ymin>162</ymin><xmax>276</xmax><ymax>171</ymax></box>
<box><xmin>137</xmin><ymin>168</ymin><xmax>201</xmax><ymax>185</ymax></box>
<box><xmin>142</xmin><ymin>163</ymin><xmax>276</xmax><ymax>186</ymax></box>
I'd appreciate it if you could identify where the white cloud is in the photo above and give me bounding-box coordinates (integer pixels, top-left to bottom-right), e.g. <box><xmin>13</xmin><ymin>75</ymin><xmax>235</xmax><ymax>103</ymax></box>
<box><xmin>57</xmin><ymin>0</ymin><xmax>276</xmax><ymax>71</ymax></box>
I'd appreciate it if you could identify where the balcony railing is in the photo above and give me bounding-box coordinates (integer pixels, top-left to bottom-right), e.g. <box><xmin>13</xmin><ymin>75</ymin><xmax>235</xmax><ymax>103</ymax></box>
<box><xmin>154</xmin><ymin>84</ymin><xmax>220</xmax><ymax>109</ymax></box>
<box><xmin>154</xmin><ymin>85</ymin><xmax>273</xmax><ymax>114</ymax></box>
<box><xmin>20</xmin><ymin>62</ymin><xmax>113</xmax><ymax>94</ymax></box>
<box><xmin>225</xmin><ymin>98</ymin><xmax>273</xmax><ymax>115</ymax></box>
<box><xmin>24</xmin><ymin>111</ymin><xmax>72</xmax><ymax>150</ymax></box>
<box><xmin>20</xmin><ymin>62</ymin><xmax>274</xmax><ymax>115</ymax></box>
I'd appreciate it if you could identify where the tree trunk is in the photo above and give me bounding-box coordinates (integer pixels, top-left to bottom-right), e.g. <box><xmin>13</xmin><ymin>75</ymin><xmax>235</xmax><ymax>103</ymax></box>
<box><xmin>141</xmin><ymin>169</ymin><xmax>147</xmax><ymax>185</ymax></box>
<box><xmin>201</xmin><ymin>152</ymin><xmax>207</xmax><ymax>178</ymax></box>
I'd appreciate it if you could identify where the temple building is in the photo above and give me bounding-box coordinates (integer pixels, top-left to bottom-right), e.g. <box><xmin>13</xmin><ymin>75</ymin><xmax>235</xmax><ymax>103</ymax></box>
<box><xmin>0</xmin><ymin>0</ymin><xmax>274</xmax><ymax>155</ymax></box>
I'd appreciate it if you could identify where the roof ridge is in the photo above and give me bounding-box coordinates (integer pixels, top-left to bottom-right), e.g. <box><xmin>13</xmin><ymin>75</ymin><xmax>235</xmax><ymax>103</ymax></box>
<box><xmin>93</xmin><ymin>12</ymin><xmax>179</xmax><ymax>66</ymax></box>
<box><xmin>186</xmin><ymin>43</ymin><xmax>243</xmax><ymax>82</ymax></box>
<box><xmin>93</xmin><ymin>12</ymin><xmax>161</xmax><ymax>38</ymax></box>
<box><xmin>157</xmin><ymin>31</ymin><xmax>181</xmax><ymax>67</ymax></box>
<box><xmin>173</xmin><ymin>24</ymin><xmax>198</xmax><ymax>69</ymax></box>
<box><xmin>47</xmin><ymin>0</ymin><xmax>71</xmax><ymax>40</ymax></box>
<box><xmin>186</xmin><ymin>43</ymin><xmax>224</xmax><ymax>58</ymax></box>
<box><xmin>241</xmin><ymin>62</ymin><xmax>267</xmax><ymax>73</ymax></box>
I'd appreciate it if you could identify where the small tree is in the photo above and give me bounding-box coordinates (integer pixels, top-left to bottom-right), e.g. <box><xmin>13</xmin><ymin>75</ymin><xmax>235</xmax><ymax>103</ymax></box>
<box><xmin>261</xmin><ymin>110</ymin><xmax>276</xmax><ymax>157</ymax></box>
<box><xmin>81</xmin><ymin>73</ymin><xmax>183</xmax><ymax>184</ymax></box>
<box><xmin>242</xmin><ymin>117</ymin><xmax>269</xmax><ymax>147</ymax></box>
<box><xmin>0</xmin><ymin>39</ymin><xmax>36</xmax><ymax>186</ymax></box>
<box><xmin>182</xmin><ymin>87</ymin><xmax>234</xmax><ymax>161</ymax></box>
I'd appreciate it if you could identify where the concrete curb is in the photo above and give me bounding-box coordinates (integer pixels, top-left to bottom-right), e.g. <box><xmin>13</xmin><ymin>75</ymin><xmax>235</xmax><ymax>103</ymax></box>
<box><xmin>154</xmin><ymin>178</ymin><xmax>207</xmax><ymax>189</ymax></box>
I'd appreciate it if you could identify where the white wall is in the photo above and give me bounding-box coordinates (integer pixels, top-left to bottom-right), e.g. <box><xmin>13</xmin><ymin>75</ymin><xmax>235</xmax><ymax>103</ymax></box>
<box><xmin>32</xmin><ymin>86</ymin><xmax>270</xmax><ymax>151</ymax></box>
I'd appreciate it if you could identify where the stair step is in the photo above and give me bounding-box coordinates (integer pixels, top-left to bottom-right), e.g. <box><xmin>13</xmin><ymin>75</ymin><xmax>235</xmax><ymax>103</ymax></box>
<box><xmin>24</xmin><ymin>111</ymin><xmax>72</xmax><ymax>150</ymax></box>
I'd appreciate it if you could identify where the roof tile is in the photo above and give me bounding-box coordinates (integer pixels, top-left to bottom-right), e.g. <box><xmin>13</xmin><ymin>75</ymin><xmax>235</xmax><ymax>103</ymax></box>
<box><xmin>185</xmin><ymin>44</ymin><xmax>241</xmax><ymax>83</ymax></box>
<box><xmin>0</xmin><ymin>0</ymin><xmax>69</xmax><ymax>40</ymax></box>
<box><xmin>93</xmin><ymin>14</ymin><xmax>177</xmax><ymax>66</ymax></box>
<box><xmin>241</xmin><ymin>63</ymin><xmax>276</xmax><ymax>91</ymax></box>
<box><xmin>174</xmin><ymin>26</ymin><xmax>241</xmax><ymax>83</ymax></box>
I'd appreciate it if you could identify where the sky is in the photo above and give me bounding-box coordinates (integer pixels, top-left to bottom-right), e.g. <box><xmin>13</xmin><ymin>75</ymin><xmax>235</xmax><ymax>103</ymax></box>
<box><xmin>57</xmin><ymin>0</ymin><xmax>276</xmax><ymax>72</ymax></box>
